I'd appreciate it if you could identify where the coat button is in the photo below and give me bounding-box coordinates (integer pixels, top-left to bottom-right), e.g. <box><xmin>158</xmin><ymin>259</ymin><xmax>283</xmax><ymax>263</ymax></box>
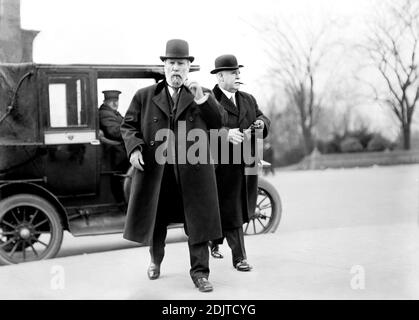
<box><xmin>150</xmin><ymin>141</ymin><xmax>155</xmax><ymax>146</ymax></box>
<box><xmin>153</xmin><ymin>117</ymin><xmax>158</xmax><ymax>122</ymax></box>
<box><xmin>189</xmin><ymin>116</ymin><xmax>194</xmax><ymax>122</ymax></box>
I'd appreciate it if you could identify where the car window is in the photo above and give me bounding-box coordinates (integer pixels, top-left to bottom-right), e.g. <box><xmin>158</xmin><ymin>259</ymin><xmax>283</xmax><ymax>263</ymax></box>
<box><xmin>97</xmin><ymin>78</ymin><xmax>156</xmax><ymax>116</ymax></box>
<box><xmin>48</xmin><ymin>76</ymin><xmax>88</xmax><ymax>128</ymax></box>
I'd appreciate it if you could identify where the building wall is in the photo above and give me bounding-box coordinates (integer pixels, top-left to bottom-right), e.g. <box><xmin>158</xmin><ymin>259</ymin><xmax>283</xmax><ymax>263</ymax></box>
<box><xmin>0</xmin><ymin>0</ymin><xmax>38</xmax><ymax>62</ymax></box>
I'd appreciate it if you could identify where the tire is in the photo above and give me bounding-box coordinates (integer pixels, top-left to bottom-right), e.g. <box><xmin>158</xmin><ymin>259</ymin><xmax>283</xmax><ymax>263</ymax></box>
<box><xmin>243</xmin><ymin>177</ymin><xmax>282</xmax><ymax>235</ymax></box>
<box><xmin>0</xmin><ymin>194</ymin><xmax>63</xmax><ymax>265</ymax></box>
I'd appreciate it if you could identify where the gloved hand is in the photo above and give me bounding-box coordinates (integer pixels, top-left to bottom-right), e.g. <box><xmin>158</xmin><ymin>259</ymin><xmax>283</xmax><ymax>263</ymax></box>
<box><xmin>228</xmin><ymin>128</ymin><xmax>244</xmax><ymax>145</ymax></box>
<box><xmin>130</xmin><ymin>149</ymin><xmax>145</xmax><ymax>171</ymax></box>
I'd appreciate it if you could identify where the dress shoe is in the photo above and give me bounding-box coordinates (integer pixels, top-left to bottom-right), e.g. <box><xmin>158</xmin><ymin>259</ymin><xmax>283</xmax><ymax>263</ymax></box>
<box><xmin>194</xmin><ymin>277</ymin><xmax>213</xmax><ymax>292</ymax></box>
<box><xmin>235</xmin><ymin>259</ymin><xmax>252</xmax><ymax>272</ymax></box>
<box><xmin>211</xmin><ymin>244</ymin><xmax>224</xmax><ymax>259</ymax></box>
<box><xmin>147</xmin><ymin>263</ymin><xmax>160</xmax><ymax>280</ymax></box>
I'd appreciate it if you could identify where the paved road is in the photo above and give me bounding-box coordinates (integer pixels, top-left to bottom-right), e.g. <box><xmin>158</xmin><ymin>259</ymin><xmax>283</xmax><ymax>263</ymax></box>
<box><xmin>271</xmin><ymin>163</ymin><xmax>419</xmax><ymax>231</ymax></box>
<box><xmin>0</xmin><ymin>223</ymin><xmax>418</xmax><ymax>299</ymax></box>
<box><xmin>0</xmin><ymin>164</ymin><xmax>418</xmax><ymax>299</ymax></box>
<box><xmin>56</xmin><ymin>163</ymin><xmax>419</xmax><ymax>257</ymax></box>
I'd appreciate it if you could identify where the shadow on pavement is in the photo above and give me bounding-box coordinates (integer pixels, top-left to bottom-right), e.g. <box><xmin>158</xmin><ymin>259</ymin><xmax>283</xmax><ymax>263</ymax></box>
<box><xmin>56</xmin><ymin>229</ymin><xmax>188</xmax><ymax>258</ymax></box>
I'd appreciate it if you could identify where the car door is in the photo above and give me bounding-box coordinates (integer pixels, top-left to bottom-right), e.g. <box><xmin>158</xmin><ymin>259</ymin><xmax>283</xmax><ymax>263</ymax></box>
<box><xmin>39</xmin><ymin>68</ymin><xmax>99</xmax><ymax>197</ymax></box>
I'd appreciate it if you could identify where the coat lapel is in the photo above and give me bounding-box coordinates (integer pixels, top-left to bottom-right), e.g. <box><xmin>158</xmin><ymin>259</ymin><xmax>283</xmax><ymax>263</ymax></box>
<box><xmin>152</xmin><ymin>82</ymin><xmax>170</xmax><ymax>118</ymax></box>
<box><xmin>236</xmin><ymin>91</ymin><xmax>248</xmax><ymax>124</ymax></box>
<box><xmin>213</xmin><ymin>85</ymin><xmax>239</xmax><ymax>116</ymax></box>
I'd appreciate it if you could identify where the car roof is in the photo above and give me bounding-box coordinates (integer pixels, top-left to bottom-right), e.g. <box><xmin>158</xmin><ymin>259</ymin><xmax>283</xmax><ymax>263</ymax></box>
<box><xmin>0</xmin><ymin>63</ymin><xmax>200</xmax><ymax>79</ymax></box>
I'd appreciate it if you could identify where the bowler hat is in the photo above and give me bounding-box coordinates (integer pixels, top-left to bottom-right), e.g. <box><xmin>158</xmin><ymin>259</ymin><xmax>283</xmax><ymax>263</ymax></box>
<box><xmin>102</xmin><ymin>90</ymin><xmax>121</xmax><ymax>100</ymax></box>
<box><xmin>210</xmin><ymin>54</ymin><xmax>243</xmax><ymax>74</ymax></box>
<box><xmin>160</xmin><ymin>39</ymin><xmax>195</xmax><ymax>62</ymax></box>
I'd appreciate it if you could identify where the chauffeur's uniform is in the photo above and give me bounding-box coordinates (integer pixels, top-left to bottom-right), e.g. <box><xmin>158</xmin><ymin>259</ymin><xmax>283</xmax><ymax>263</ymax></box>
<box><xmin>99</xmin><ymin>90</ymin><xmax>129</xmax><ymax>202</ymax></box>
<box><xmin>99</xmin><ymin>103</ymin><xmax>124</xmax><ymax>141</ymax></box>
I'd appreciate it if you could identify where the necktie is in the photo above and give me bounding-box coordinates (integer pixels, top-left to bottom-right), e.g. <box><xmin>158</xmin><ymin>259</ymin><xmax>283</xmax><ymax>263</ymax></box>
<box><xmin>230</xmin><ymin>95</ymin><xmax>236</xmax><ymax>106</ymax></box>
<box><xmin>171</xmin><ymin>88</ymin><xmax>179</xmax><ymax>105</ymax></box>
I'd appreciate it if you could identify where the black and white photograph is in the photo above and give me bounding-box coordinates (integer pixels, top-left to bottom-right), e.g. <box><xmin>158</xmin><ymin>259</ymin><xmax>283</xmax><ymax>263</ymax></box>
<box><xmin>0</xmin><ymin>0</ymin><xmax>418</xmax><ymax>308</ymax></box>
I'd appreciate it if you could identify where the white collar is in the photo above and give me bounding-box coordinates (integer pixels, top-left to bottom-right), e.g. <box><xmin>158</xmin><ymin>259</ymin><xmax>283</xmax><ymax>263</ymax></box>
<box><xmin>167</xmin><ymin>85</ymin><xmax>180</xmax><ymax>96</ymax></box>
<box><xmin>219</xmin><ymin>86</ymin><xmax>236</xmax><ymax>100</ymax></box>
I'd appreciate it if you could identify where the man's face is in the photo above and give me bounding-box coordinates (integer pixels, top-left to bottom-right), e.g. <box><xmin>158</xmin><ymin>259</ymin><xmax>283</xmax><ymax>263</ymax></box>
<box><xmin>164</xmin><ymin>59</ymin><xmax>190</xmax><ymax>88</ymax></box>
<box><xmin>106</xmin><ymin>100</ymin><xmax>119</xmax><ymax>111</ymax></box>
<box><xmin>218</xmin><ymin>69</ymin><xmax>241</xmax><ymax>92</ymax></box>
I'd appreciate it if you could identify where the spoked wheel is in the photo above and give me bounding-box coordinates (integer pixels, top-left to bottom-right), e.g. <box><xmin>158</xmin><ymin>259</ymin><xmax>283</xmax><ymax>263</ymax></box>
<box><xmin>0</xmin><ymin>194</ymin><xmax>63</xmax><ymax>265</ymax></box>
<box><xmin>243</xmin><ymin>177</ymin><xmax>282</xmax><ymax>235</ymax></box>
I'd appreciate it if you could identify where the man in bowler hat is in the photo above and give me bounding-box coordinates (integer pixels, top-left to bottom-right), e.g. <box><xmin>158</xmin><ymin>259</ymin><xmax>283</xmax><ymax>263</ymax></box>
<box><xmin>210</xmin><ymin>54</ymin><xmax>270</xmax><ymax>271</ymax></box>
<box><xmin>121</xmin><ymin>39</ymin><xmax>225</xmax><ymax>292</ymax></box>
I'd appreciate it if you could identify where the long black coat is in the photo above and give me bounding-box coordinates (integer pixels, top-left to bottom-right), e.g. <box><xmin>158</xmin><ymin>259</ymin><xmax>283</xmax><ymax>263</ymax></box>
<box><xmin>213</xmin><ymin>84</ymin><xmax>270</xmax><ymax>229</ymax></box>
<box><xmin>121</xmin><ymin>81</ymin><xmax>224</xmax><ymax>245</ymax></box>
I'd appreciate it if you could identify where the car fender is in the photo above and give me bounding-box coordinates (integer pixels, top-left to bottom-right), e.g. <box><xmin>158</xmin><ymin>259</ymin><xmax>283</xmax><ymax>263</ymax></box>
<box><xmin>0</xmin><ymin>182</ymin><xmax>70</xmax><ymax>230</ymax></box>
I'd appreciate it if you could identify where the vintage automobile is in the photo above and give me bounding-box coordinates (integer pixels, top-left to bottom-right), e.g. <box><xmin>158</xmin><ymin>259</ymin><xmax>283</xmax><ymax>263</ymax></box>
<box><xmin>0</xmin><ymin>62</ymin><xmax>282</xmax><ymax>265</ymax></box>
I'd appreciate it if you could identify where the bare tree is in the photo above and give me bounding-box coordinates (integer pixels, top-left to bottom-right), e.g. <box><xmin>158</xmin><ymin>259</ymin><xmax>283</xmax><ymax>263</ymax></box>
<box><xmin>317</xmin><ymin>75</ymin><xmax>368</xmax><ymax>140</ymax></box>
<box><xmin>363</xmin><ymin>0</ymin><xmax>419</xmax><ymax>149</ymax></box>
<box><xmin>250</xmin><ymin>15</ymin><xmax>342</xmax><ymax>155</ymax></box>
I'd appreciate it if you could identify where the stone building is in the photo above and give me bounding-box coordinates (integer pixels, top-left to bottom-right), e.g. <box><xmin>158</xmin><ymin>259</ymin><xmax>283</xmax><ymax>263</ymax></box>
<box><xmin>0</xmin><ymin>0</ymin><xmax>38</xmax><ymax>62</ymax></box>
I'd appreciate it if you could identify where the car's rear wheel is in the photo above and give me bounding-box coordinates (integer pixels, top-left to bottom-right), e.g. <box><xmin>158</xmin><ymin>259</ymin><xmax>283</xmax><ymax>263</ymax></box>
<box><xmin>0</xmin><ymin>194</ymin><xmax>63</xmax><ymax>265</ymax></box>
<box><xmin>243</xmin><ymin>177</ymin><xmax>282</xmax><ymax>235</ymax></box>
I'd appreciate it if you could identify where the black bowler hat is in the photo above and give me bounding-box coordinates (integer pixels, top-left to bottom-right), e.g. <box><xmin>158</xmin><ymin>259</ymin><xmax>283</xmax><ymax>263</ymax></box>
<box><xmin>210</xmin><ymin>54</ymin><xmax>243</xmax><ymax>74</ymax></box>
<box><xmin>160</xmin><ymin>39</ymin><xmax>195</xmax><ymax>62</ymax></box>
<box><xmin>102</xmin><ymin>90</ymin><xmax>121</xmax><ymax>100</ymax></box>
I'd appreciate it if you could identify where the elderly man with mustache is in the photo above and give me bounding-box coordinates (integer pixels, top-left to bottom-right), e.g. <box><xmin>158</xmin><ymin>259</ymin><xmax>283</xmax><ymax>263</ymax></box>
<box><xmin>209</xmin><ymin>54</ymin><xmax>270</xmax><ymax>272</ymax></box>
<box><xmin>121</xmin><ymin>39</ymin><xmax>225</xmax><ymax>292</ymax></box>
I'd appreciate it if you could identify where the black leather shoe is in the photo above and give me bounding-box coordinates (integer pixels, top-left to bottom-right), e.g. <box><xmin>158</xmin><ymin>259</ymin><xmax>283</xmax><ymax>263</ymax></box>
<box><xmin>235</xmin><ymin>259</ymin><xmax>252</xmax><ymax>272</ymax></box>
<box><xmin>147</xmin><ymin>263</ymin><xmax>160</xmax><ymax>280</ymax></box>
<box><xmin>211</xmin><ymin>245</ymin><xmax>224</xmax><ymax>259</ymax></box>
<box><xmin>194</xmin><ymin>277</ymin><xmax>213</xmax><ymax>292</ymax></box>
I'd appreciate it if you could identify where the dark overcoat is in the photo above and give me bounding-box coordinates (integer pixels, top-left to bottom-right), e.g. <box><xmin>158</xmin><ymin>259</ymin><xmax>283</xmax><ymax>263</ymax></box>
<box><xmin>212</xmin><ymin>84</ymin><xmax>270</xmax><ymax>229</ymax></box>
<box><xmin>121</xmin><ymin>80</ymin><xmax>224</xmax><ymax>245</ymax></box>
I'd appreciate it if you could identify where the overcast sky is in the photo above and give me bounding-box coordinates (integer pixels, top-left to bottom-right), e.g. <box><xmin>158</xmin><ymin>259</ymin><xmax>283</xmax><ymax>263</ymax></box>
<box><xmin>21</xmin><ymin>0</ymin><xmax>374</xmax><ymax>84</ymax></box>
<box><xmin>20</xmin><ymin>0</ymin><xmax>407</xmax><ymax>137</ymax></box>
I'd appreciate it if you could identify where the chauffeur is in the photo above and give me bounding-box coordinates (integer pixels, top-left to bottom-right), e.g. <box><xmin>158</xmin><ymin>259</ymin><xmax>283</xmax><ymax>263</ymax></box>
<box><xmin>210</xmin><ymin>54</ymin><xmax>270</xmax><ymax>272</ymax></box>
<box><xmin>99</xmin><ymin>90</ymin><xmax>124</xmax><ymax>141</ymax></box>
<box><xmin>99</xmin><ymin>90</ymin><xmax>129</xmax><ymax>201</ymax></box>
<box><xmin>121</xmin><ymin>39</ymin><xmax>225</xmax><ymax>292</ymax></box>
